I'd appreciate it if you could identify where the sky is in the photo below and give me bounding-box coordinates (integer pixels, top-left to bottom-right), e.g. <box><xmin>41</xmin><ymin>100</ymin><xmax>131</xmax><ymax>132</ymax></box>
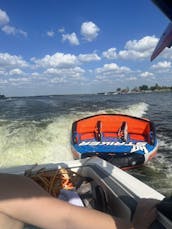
<box><xmin>0</xmin><ymin>0</ymin><xmax>172</xmax><ymax>97</ymax></box>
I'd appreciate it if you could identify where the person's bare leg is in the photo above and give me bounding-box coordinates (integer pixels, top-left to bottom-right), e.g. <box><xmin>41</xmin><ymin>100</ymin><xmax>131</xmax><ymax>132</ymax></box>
<box><xmin>0</xmin><ymin>212</ymin><xmax>23</xmax><ymax>229</ymax></box>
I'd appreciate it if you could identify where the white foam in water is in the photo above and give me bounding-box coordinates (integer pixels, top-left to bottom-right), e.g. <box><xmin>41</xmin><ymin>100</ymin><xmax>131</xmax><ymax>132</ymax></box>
<box><xmin>75</xmin><ymin>102</ymin><xmax>149</xmax><ymax>118</ymax></box>
<box><xmin>0</xmin><ymin>116</ymin><xmax>73</xmax><ymax>167</ymax></box>
<box><xmin>114</xmin><ymin>102</ymin><xmax>149</xmax><ymax>117</ymax></box>
<box><xmin>157</xmin><ymin>134</ymin><xmax>172</xmax><ymax>150</ymax></box>
<box><xmin>146</xmin><ymin>132</ymin><xmax>172</xmax><ymax>181</ymax></box>
<box><xmin>0</xmin><ymin>102</ymin><xmax>149</xmax><ymax>168</ymax></box>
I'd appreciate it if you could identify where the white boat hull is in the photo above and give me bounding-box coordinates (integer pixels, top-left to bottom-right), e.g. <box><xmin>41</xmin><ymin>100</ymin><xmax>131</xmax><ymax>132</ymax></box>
<box><xmin>0</xmin><ymin>157</ymin><xmax>171</xmax><ymax>228</ymax></box>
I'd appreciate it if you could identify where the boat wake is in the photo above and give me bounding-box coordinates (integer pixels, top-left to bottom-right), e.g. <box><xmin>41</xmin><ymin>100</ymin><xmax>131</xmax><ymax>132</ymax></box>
<box><xmin>0</xmin><ymin>102</ymin><xmax>149</xmax><ymax>168</ymax></box>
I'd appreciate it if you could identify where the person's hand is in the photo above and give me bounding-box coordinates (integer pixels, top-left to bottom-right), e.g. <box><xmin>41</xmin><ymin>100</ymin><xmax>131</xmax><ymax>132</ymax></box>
<box><xmin>132</xmin><ymin>198</ymin><xmax>160</xmax><ymax>229</ymax></box>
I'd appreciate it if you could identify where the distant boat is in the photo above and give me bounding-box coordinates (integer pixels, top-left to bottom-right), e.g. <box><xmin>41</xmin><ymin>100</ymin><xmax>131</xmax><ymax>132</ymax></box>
<box><xmin>71</xmin><ymin>114</ymin><xmax>158</xmax><ymax>170</ymax></box>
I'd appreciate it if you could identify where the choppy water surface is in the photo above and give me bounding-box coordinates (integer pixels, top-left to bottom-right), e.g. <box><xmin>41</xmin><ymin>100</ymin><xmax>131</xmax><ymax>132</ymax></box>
<box><xmin>0</xmin><ymin>92</ymin><xmax>171</xmax><ymax>196</ymax></box>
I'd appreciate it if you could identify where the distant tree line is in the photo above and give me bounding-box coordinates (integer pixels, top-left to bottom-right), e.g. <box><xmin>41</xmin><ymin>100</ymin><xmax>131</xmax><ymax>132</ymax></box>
<box><xmin>116</xmin><ymin>83</ymin><xmax>172</xmax><ymax>93</ymax></box>
<box><xmin>138</xmin><ymin>83</ymin><xmax>172</xmax><ymax>91</ymax></box>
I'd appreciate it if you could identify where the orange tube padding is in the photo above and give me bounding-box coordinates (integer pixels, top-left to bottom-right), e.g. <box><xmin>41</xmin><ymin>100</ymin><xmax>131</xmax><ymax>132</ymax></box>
<box><xmin>76</xmin><ymin>115</ymin><xmax>150</xmax><ymax>136</ymax></box>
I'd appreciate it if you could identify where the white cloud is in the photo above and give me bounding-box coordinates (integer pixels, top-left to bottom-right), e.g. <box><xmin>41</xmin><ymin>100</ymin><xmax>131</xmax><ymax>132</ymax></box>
<box><xmin>0</xmin><ymin>69</ymin><xmax>7</xmax><ymax>76</ymax></box>
<box><xmin>119</xmin><ymin>50</ymin><xmax>147</xmax><ymax>60</ymax></box>
<box><xmin>101</xmin><ymin>36</ymin><xmax>158</xmax><ymax>61</ymax></box>
<box><xmin>0</xmin><ymin>9</ymin><xmax>9</xmax><ymax>26</ymax></box>
<box><xmin>2</xmin><ymin>25</ymin><xmax>15</xmax><ymax>35</ymax></box>
<box><xmin>62</xmin><ymin>32</ymin><xmax>80</xmax><ymax>46</ymax></box>
<box><xmin>96</xmin><ymin>63</ymin><xmax>131</xmax><ymax>74</ymax></box>
<box><xmin>31</xmin><ymin>72</ymin><xmax>40</xmax><ymax>77</ymax></box>
<box><xmin>81</xmin><ymin>21</ymin><xmax>100</xmax><ymax>42</ymax></box>
<box><xmin>160</xmin><ymin>47</ymin><xmax>172</xmax><ymax>59</ymax></box>
<box><xmin>0</xmin><ymin>78</ymin><xmax>8</xmax><ymax>84</ymax></box>
<box><xmin>125</xmin><ymin>36</ymin><xmax>157</xmax><ymax>51</ymax></box>
<box><xmin>58</xmin><ymin>27</ymin><xmax>65</xmax><ymax>33</ymax></box>
<box><xmin>95</xmin><ymin>63</ymin><xmax>131</xmax><ymax>81</ymax></box>
<box><xmin>9</xmin><ymin>68</ymin><xmax>24</xmax><ymax>76</ymax></box>
<box><xmin>32</xmin><ymin>52</ymin><xmax>78</xmax><ymax>68</ymax></box>
<box><xmin>78</xmin><ymin>53</ymin><xmax>101</xmax><ymax>62</ymax></box>
<box><xmin>0</xmin><ymin>53</ymin><xmax>28</xmax><ymax>68</ymax></box>
<box><xmin>18</xmin><ymin>29</ymin><xmax>27</xmax><ymax>37</ymax></box>
<box><xmin>128</xmin><ymin>76</ymin><xmax>137</xmax><ymax>81</ymax></box>
<box><xmin>0</xmin><ymin>9</ymin><xmax>27</xmax><ymax>37</ymax></box>
<box><xmin>152</xmin><ymin>61</ymin><xmax>171</xmax><ymax>69</ymax></box>
<box><xmin>119</xmin><ymin>36</ymin><xmax>158</xmax><ymax>60</ymax></box>
<box><xmin>50</xmin><ymin>77</ymin><xmax>67</xmax><ymax>84</ymax></box>
<box><xmin>44</xmin><ymin>66</ymin><xmax>85</xmax><ymax>81</ymax></box>
<box><xmin>8</xmin><ymin>77</ymin><xmax>30</xmax><ymax>86</ymax></box>
<box><xmin>102</xmin><ymin>48</ymin><xmax>117</xmax><ymax>59</ymax></box>
<box><xmin>2</xmin><ymin>25</ymin><xmax>27</xmax><ymax>37</ymax></box>
<box><xmin>47</xmin><ymin>30</ymin><xmax>55</xmax><ymax>37</ymax></box>
<box><xmin>140</xmin><ymin>71</ymin><xmax>154</xmax><ymax>78</ymax></box>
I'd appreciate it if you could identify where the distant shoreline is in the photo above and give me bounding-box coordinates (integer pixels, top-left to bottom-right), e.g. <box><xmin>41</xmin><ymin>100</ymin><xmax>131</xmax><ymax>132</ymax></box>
<box><xmin>2</xmin><ymin>84</ymin><xmax>172</xmax><ymax>98</ymax></box>
<box><xmin>97</xmin><ymin>84</ymin><xmax>172</xmax><ymax>95</ymax></box>
<box><xmin>98</xmin><ymin>89</ymin><xmax>172</xmax><ymax>96</ymax></box>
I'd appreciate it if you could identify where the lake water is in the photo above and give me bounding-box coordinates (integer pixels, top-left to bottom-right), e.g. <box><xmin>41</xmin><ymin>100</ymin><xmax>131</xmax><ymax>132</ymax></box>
<box><xmin>0</xmin><ymin>92</ymin><xmax>171</xmax><ymax>196</ymax></box>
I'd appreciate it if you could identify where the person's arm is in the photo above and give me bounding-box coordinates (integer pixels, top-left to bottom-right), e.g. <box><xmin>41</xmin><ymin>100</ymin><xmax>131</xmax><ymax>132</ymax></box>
<box><xmin>0</xmin><ymin>174</ymin><xmax>158</xmax><ymax>229</ymax></box>
<box><xmin>0</xmin><ymin>177</ymin><xmax>116</xmax><ymax>229</ymax></box>
<box><xmin>0</xmin><ymin>211</ymin><xmax>23</xmax><ymax>229</ymax></box>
